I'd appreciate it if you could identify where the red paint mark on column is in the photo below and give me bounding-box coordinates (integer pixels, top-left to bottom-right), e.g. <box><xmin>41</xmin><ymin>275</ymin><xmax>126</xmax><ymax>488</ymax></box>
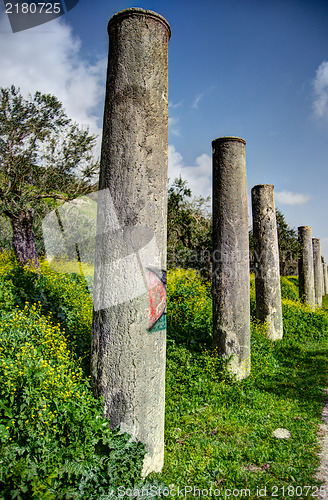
<box><xmin>147</xmin><ymin>269</ymin><xmax>166</xmax><ymax>330</ymax></box>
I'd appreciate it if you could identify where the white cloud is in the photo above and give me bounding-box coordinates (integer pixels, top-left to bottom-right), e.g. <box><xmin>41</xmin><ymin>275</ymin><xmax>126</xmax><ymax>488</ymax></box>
<box><xmin>0</xmin><ymin>13</ymin><xmax>106</xmax><ymax>156</ymax></box>
<box><xmin>168</xmin><ymin>101</ymin><xmax>183</xmax><ymax>136</ymax></box>
<box><xmin>169</xmin><ymin>100</ymin><xmax>183</xmax><ymax>109</ymax></box>
<box><xmin>192</xmin><ymin>93</ymin><xmax>204</xmax><ymax>109</ymax></box>
<box><xmin>313</xmin><ymin>60</ymin><xmax>328</xmax><ymax>120</ymax></box>
<box><xmin>169</xmin><ymin>116</ymin><xmax>181</xmax><ymax>137</ymax></box>
<box><xmin>275</xmin><ymin>190</ymin><xmax>310</xmax><ymax>206</ymax></box>
<box><xmin>168</xmin><ymin>144</ymin><xmax>211</xmax><ymax>198</ymax></box>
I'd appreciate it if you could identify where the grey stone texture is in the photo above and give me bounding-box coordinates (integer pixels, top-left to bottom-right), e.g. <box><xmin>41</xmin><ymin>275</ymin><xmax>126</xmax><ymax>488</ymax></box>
<box><xmin>298</xmin><ymin>227</ymin><xmax>315</xmax><ymax>308</ymax></box>
<box><xmin>212</xmin><ymin>137</ymin><xmax>251</xmax><ymax>380</ymax></box>
<box><xmin>91</xmin><ymin>8</ymin><xmax>170</xmax><ymax>476</ymax></box>
<box><xmin>324</xmin><ymin>263</ymin><xmax>328</xmax><ymax>296</ymax></box>
<box><xmin>315</xmin><ymin>388</ymin><xmax>328</xmax><ymax>499</ymax></box>
<box><xmin>251</xmin><ymin>184</ymin><xmax>283</xmax><ymax>340</ymax></box>
<box><xmin>323</xmin><ymin>262</ymin><xmax>326</xmax><ymax>296</ymax></box>
<box><xmin>313</xmin><ymin>238</ymin><xmax>323</xmax><ymax>307</ymax></box>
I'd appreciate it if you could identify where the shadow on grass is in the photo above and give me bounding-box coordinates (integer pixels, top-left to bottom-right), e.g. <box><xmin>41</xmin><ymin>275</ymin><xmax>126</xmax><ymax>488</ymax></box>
<box><xmin>253</xmin><ymin>341</ymin><xmax>328</xmax><ymax>407</ymax></box>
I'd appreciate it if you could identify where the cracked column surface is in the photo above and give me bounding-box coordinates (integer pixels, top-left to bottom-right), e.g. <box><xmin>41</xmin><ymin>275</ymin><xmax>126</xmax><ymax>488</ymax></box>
<box><xmin>313</xmin><ymin>238</ymin><xmax>323</xmax><ymax>307</ymax></box>
<box><xmin>212</xmin><ymin>137</ymin><xmax>250</xmax><ymax>380</ymax></box>
<box><xmin>251</xmin><ymin>184</ymin><xmax>283</xmax><ymax>340</ymax></box>
<box><xmin>298</xmin><ymin>227</ymin><xmax>315</xmax><ymax>308</ymax></box>
<box><xmin>91</xmin><ymin>8</ymin><xmax>170</xmax><ymax>476</ymax></box>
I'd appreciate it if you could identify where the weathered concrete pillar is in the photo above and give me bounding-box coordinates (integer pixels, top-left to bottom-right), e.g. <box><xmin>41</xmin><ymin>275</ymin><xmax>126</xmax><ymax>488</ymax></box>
<box><xmin>212</xmin><ymin>137</ymin><xmax>250</xmax><ymax>380</ymax></box>
<box><xmin>312</xmin><ymin>238</ymin><xmax>323</xmax><ymax>307</ymax></box>
<box><xmin>91</xmin><ymin>8</ymin><xmax>170</xmax><ymax>476</ymax></box>
<box><xmin>251</xmin><ymin>185</ymin><xmax>283</xmax><ymax>340</ymax></box>
<box><xmin>298</xmin><ymin>227</ymin><xmax>315</xmax><ymax>308</ymax></box>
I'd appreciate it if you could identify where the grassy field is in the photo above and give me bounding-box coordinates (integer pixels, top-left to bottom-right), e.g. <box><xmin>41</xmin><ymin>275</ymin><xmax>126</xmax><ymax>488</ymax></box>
<box><xmin>159</xmin><ymin>271</ymin><xmax>328</xmax><ymax>498</ymax></box>
<box><xmin>0</xmin><ymin>253</ymin><xmax>328</xmax><ymax>499</ymax></box>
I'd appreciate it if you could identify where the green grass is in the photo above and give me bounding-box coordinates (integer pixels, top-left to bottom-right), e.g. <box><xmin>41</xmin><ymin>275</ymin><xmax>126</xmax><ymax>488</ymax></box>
<box><xmin>153</xmin><ymin>271</ymin><xmax>328</xmax><ymax>498</ymax></box>
<box><xmin>0</xmin><ymin>254</ymin><xmax>328</xmax><ymax>499</ymax></box>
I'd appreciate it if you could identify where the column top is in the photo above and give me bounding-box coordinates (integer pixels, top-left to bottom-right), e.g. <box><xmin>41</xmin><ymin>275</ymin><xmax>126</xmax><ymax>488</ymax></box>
<box><xmin>298</xmin><ymin>226</ymin><xmax>312</xmax><ymax>230</ymax></box>
<box><xmin>252</xmin><ymin>184</ymin><xmax>274</xmax><ymax>190</ymax></box>
<box><xmin>108</xmin><ymin>8</ymin><xmax>171</xmax><ymax>38</ymax></box>
<box><xmin>212</xmin><ymin>136</ymin><xmax>246</xmax><ymax>146</ymax></box>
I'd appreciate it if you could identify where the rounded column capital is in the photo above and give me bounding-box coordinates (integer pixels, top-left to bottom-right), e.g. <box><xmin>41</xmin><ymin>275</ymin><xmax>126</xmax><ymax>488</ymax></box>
<box><xmin>108</xmin><ymin>8</ymin><xmax>171</xmax><ymax>38</ymax></box>
<box><xmin>251</xmin><ymin>184</ymin><xmax>274</xmax><ymax>191</ymax></box>
<box><xmin>212</xmin><ymin>136</ymin><xmax>246</xmax><ymax>147</ymax></box>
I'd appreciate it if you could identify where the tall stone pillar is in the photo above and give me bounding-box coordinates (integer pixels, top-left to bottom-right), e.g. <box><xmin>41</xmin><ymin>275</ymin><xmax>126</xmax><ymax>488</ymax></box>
<box><xmin>312</xmin><ymin>238</ymin><xmax>323</xmax><ymax>307</ymax></box>
<box><xmin>323</xmin><ymin>262</ymin><xmax>328</xmax><ymax>296</ymax></box>
<box><xmin>298</xmin><ymin>227</ymin><xmax>315</xmax><ymax>308</ymax></box>
<box><xmin>212</xmin><ymin>137</ymin><xmax>250</xmax><ymax>380</ymax></box>
<box><xmin>91</xmin><ymin>8</ymin><xmax>170</xmax><ymax>476</ymax></box>
<box><xmin>251</xmin><ymin>185</ymin><xmax>283</xmax><ymax>340</ymax></box>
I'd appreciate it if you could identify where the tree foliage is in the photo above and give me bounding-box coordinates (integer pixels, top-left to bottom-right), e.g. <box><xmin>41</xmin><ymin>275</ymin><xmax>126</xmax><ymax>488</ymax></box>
<box><xmin>0</xmin><ymin>85</ymin><xmax>99</xmax><ymax>267</ymax></box>
<box><xmin>167</xmin><ymin>177</ymin><xmax>212</xmax><ymax>278</ymax></box>
<box><xmin>275</xmin><ymin>208</ymin><xmax>299</xmax><ymax>275</ymax></box>
<box><xmin>168</xmin><ymin>178</ymin><xmax>299</xmax><ymax>278</ymax></box>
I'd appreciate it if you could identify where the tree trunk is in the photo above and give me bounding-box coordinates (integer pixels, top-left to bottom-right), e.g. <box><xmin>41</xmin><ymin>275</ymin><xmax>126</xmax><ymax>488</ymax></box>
<box><xmin>10</xmin><ymin>209</ymin><xmax>40</xmax><ymax>270</ymax></box>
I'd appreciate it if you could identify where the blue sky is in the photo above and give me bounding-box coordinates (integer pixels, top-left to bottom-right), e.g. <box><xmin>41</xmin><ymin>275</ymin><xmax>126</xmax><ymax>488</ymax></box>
<box><xmin>1</xmin><ymin>0</ymin><xmax>328</xmax><ymax>258</ymax></box>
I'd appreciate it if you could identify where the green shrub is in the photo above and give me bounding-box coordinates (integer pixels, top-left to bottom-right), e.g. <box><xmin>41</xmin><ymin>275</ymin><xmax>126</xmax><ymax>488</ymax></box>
<box><xmin>0</xmin><ymin>249</ymin><xmax>16</xmax><ymax>275</ymax></box>
<box><xmin>0</xmin><ymin>258</ymin><xmax>92</xmax><ymax>374</ymax></box>
<box><xmin>167</xmin><ymin>268</ymin><xmax>212</xmax><ymax>348</ymax></box>
<box><xmin>0</xmin><ymin>304</ymin><xmax>146</xmax><ymax>499</ymax></box>
<box><xmin>0</xmin><ymin>275</ymin><xmax>15</xmax><ymax>312</ymax></box>
<box><xmin>280</xmin><ymin>276</ymin><xmax>299</xmax><ymax>301</ymax></box>
<box><xmin>282</xmin><ymin>298</ymin><xmax>328</xmax><ymax>343</ymax></box>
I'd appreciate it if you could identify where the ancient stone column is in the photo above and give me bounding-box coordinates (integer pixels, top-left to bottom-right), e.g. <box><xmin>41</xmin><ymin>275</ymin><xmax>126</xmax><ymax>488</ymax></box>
<box><xmin>212</xmin><ymin>137</ymin><xmax>250</xmax><ymax>380</ymax></box>
<box><xmin>251</xmin><ymin>185</ymin><xmax>283</xmax><ymax>340</ymax></box>
<box><xmin>312</xmin><ymin>238</ymin><xmax>323</xmax><ymax>307</ymax></box>
<box><xmin>91</xmin><ymin>8</ymin><xmax>170</xmax><ymax>476</ymax></box>
<box><xmin>298</xmin><ymin>227</ymin><xmax>315</xmax><ymax>307</ymax></box>
<box><xmin>324</xmin><ymin>262</ymin><xmax>328</xmax><ymax>296</ymax></box>
<box><xmin>322</xmin><ymin>262</ymin><xmax>327</xmax><ymax>297</ymax></box>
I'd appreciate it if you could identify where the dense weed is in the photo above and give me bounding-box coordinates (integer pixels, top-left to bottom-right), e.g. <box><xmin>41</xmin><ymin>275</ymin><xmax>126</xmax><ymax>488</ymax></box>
<box><xmin>1</xmin><ymin>255</ymin><xmax>328</xmax><ymax>498</ymax></box>
<box><xmin>0</xmin><ymin>254</ymin><xmax>151</xmax><ymax>498</ymax></box>
<box><xmin>0</xmin><ymin>254</ymin><xmax>92</xmax><ymax>375</ymax></box>
<box><xmin>167</xmin><ymin>268</ymin><xmax>212</xmax><ymax>348</ymax></box>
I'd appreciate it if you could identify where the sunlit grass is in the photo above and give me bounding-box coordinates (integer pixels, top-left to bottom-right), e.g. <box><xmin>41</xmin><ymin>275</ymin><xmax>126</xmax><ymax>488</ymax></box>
<box><xmin>45</xmin><ymin>255</ymin><xmax>95</xmax><ymax>277</ymax></box>
<box><xmin>154</xmin><ymin>270</ymin><xmax>328</xmax><ymax>498</ymax></box>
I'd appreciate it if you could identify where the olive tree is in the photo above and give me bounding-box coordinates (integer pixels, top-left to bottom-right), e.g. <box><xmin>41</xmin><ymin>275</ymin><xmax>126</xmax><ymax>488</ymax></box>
<box><xmin>0</xmin><ymin>85</ymin><xmax>99</xmax><ymax>268</ymax></box>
